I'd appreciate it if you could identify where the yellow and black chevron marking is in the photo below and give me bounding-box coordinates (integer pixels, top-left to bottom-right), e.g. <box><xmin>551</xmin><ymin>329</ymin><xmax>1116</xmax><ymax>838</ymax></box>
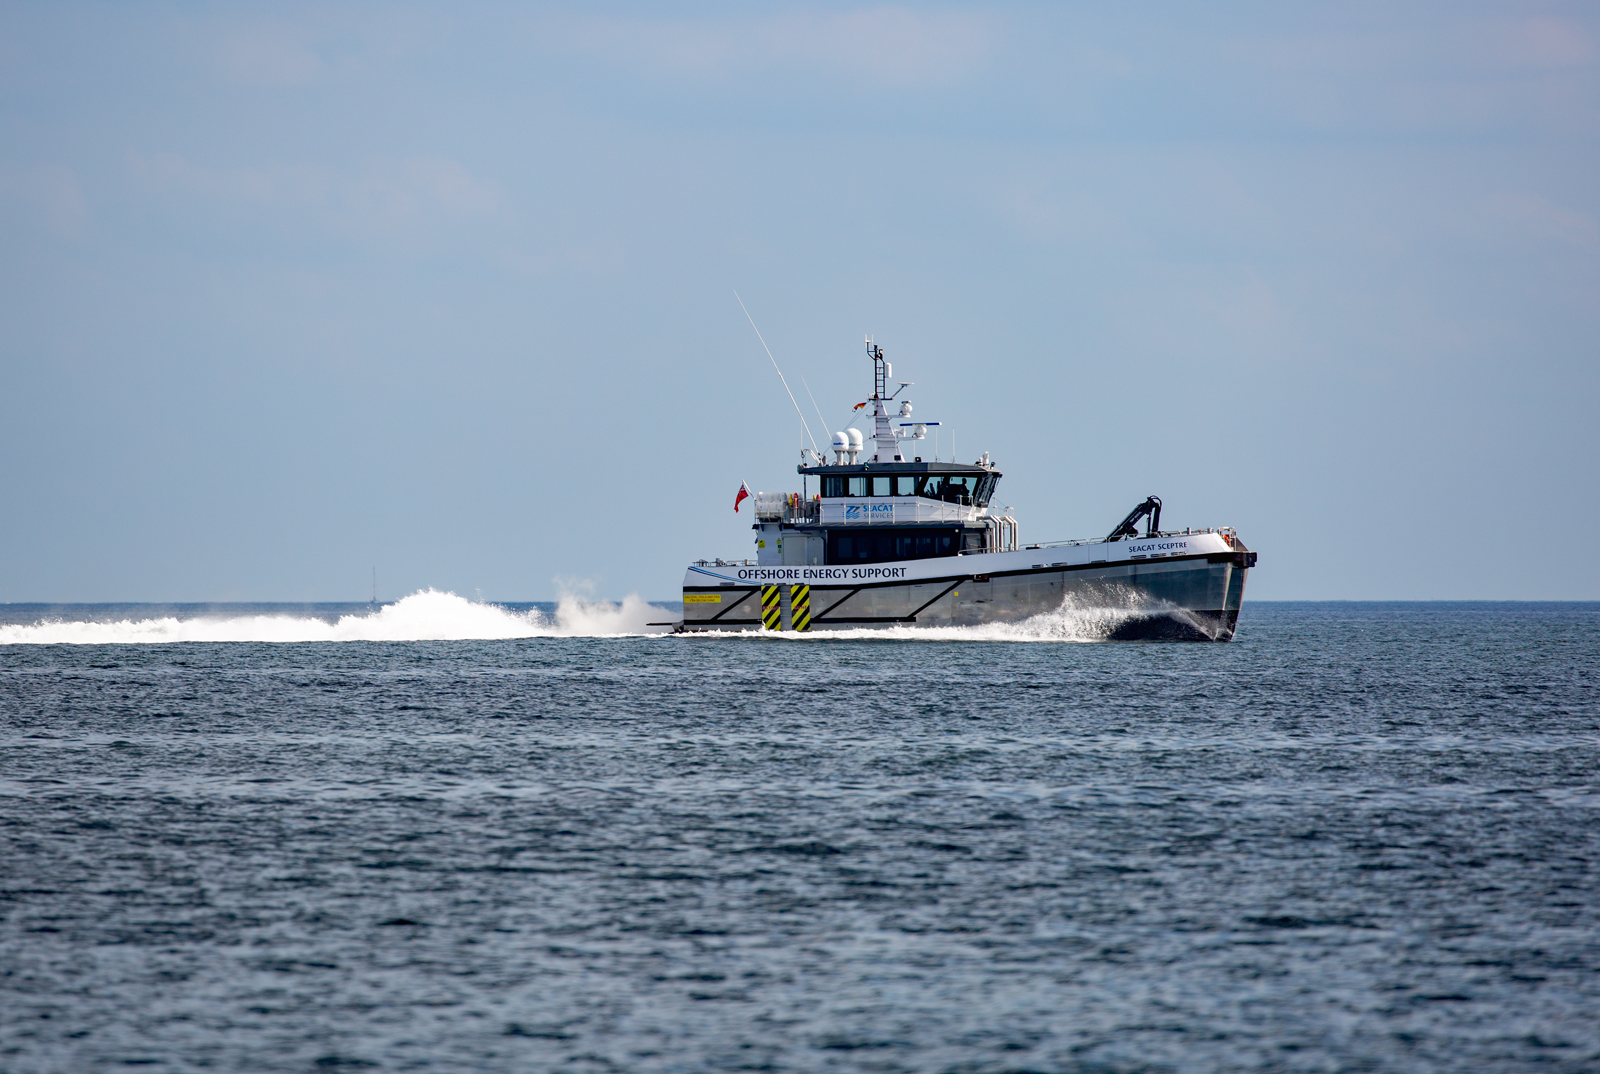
<box><xmin>790</xmin><ymin>584</ymin><xmax>810</xmax><ymax>631</ymax></box>
<box><xmin>761</xmin><ymin>585</ymin><xmax>781</xmax><ymax>630</ymax></box>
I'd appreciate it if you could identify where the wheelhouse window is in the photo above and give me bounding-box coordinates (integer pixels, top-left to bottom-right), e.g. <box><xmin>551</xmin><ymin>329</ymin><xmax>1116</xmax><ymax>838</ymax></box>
<box><xmin>916</xmin><ymin>475</ymin><xmax>978</xmax><ymax>505</ymax></box>
<box><xmin>820</xmin><ymin>471</ymin><xmax>995</xmax><ymax>504</ymax></box>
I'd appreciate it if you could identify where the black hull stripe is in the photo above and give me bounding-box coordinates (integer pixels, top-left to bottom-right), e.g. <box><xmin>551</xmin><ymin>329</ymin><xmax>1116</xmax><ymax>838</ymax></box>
<box><xmin>684</xmin><ymin>608</ymin><xmax>1240</xmax><ymax>638</ymax></box>
<box><xmin>706</xmin><ymin>587</ymin><xmax>757</xmax><ymax>623</ymax></box>
<box><xmin>904</xmin><ymin>579</ymin><xmax>963</xmax><ymax>621</ymax></box>
<box><xmin>685</xmin><ymin>553</ymin><xmax>1247</xmax><ymax>596</ymax></box>
<box><xmin>812</xmin><ymin>587</ymin><xmax>862</xmax><ymax>621</ymax></box>
<box><xmin>812</xmin><ymin>616</ymin><xmax>918</xmax><ymax>624</ymax></box>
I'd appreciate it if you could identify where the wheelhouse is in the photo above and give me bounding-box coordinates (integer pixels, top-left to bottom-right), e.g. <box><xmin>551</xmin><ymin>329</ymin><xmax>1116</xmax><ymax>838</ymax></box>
<box><xmin>747</xmin><ymin>460</ymin><xmax>1013</xmax><ymax>567</ymax></box>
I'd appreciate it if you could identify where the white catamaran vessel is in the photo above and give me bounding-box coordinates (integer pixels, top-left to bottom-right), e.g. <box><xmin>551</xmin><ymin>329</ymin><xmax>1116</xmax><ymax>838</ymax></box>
<box><xmin>679</xmin><ymin>340</ymin><xmax>1256</xmax><ymax>640</ymax></box>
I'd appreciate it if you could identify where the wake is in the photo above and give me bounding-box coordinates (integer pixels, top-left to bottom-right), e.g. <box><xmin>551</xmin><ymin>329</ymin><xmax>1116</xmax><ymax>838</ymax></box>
<box><xmin>691</xmin><ymin>591</ymin><xmax>1206</xmax><ymax>643</ymax></box>
<box><xmin>0</xmin><ymin>589</ymin><xmax>664</xmax><ymax>645</ymax></box>
<box><xmin>1</xmin><ymin>588</ymin><xmax>1212</xmax><ymax>646</ymax></box>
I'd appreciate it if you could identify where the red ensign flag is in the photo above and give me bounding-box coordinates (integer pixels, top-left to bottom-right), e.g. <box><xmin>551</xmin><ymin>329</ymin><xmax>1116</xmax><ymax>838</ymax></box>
<box><xmin>734</xmin><ymin>483</ymin><xmax>750</xmax><ymax>513</ymax></box>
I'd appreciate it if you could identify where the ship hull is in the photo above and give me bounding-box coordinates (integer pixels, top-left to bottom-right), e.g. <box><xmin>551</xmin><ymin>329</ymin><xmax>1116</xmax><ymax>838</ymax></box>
<box><xmin>682</xmin><ymin>538</ymin><xmax>1252</xmax><ymax>641</ymax></box>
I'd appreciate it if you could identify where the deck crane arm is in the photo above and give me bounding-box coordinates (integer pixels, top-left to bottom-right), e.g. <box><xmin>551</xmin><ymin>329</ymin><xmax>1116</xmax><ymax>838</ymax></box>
<box><xmin>1106</xmin><ymin>496</ymin><xmax>1162</xmax><ymax>541</ymax></box>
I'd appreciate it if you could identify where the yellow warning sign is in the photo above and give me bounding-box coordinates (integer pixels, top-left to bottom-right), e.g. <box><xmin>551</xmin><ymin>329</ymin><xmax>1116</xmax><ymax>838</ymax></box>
<box><xmin>683</xmin><ymin>593</ymin><xmax>721</xmax><ymax>604</ymax></box>
<box><xmin>790</xmin><ymin>584</ymin><xmax>810</xmax><ymax>631</ymax></box>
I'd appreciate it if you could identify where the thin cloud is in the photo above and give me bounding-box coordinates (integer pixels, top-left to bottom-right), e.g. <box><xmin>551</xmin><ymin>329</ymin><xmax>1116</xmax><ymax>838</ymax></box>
<box><xmin>555</xmin><ymin>7</ymin><xmax>994</xmax><ymax>87</ymax></box>
<box><xmin>1491</xmin><ymin>193</ymin><xmax>1597</xmax><ymax>249</ymax></box>
<box><xmin>127</xmin><ymin>153</ymin><xmax>499</xmax><ymax>239</ymax></box>
<box><xmin>1493</xmin><ymin>17</ymin><xmax>1594</xmax><ymax>69</ymax></box>
<box><xmin>214</xmin><ymin>25</ymin><xmax>327</xmax><ymax>86</ymax></box>
<box><xmin>0</xmin><ymin>164</ymin><xmax>89</xmax><ymax>240</ymax></box>
<box><xmin>1226</xmin><ymin>16</ymin><xmax>1594</xmax><ymax>76</ymax></box>
<box><xmin>198</xmin><ymin>12</ymin><xmax>438</xmax><ymax>88</ymax></box>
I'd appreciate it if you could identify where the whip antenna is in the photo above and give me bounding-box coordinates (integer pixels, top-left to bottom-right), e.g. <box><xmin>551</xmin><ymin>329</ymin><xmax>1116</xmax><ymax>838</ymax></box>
<box><xmin>734</xmin><ymin>291</ymin><xmax>818</xmax><ymax>455</ymax></box>
<box><xmin>799</xmin><ymin>376</ymin><xmax>831</xmax><ymax>441</ymax></box>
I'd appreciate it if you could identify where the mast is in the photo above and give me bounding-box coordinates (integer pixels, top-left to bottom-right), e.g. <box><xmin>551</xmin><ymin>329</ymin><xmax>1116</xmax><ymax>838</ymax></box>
<box><xmin>866</xmin><ymin>339</ymin><xmax>902</xmax><ymax>462</ymax></box>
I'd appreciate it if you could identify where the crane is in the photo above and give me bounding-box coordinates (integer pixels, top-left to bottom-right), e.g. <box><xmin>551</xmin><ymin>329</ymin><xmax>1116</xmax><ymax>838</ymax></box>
<box><xmin>1106</xmin><ymin>496</ymin><xmax>1162</xmax><ymax>541</ymax></box>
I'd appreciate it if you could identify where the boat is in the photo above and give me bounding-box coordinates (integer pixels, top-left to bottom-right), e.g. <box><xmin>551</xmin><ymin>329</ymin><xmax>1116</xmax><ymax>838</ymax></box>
<box><xmin>678</xmin><ymin>340</ymin><xmax>1256</xmax><ymax>640</ymax></box>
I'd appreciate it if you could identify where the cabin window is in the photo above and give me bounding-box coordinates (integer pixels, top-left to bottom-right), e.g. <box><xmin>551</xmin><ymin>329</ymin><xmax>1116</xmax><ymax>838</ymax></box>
<box><xmin>894</xmin><ymin>475</ymin><xmax>917</xmax><ymax>496</ymax></box>
<box><xmin>871</xmin><ymin>476</ymin><xmax>892</xmax><ymax>496</ymax></box>
<box><xmin>826</xmin><ymin>528</ymin><xmax>962</xmax><ymax>565</ymax></box>
<box><xmin>847</xmin><ymin>476</ymin><xmax>869</xmax><ymax>496</ymax></box>
<box><xmin>821</xmin><ymin>476</ymin><xmax>846</xmax><ymax>497</ymax></box>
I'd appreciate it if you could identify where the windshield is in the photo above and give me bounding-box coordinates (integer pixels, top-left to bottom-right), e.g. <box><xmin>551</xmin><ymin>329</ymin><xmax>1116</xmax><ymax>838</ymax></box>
<box><xmin>819</xmin><ymin>472</ymin><xmax>995</xmax><ymax>504</ymax></box>
<box><xmin>916</xmin><ymin>475</ymin><xmax>980</xmax><ymax>505</ymax></box>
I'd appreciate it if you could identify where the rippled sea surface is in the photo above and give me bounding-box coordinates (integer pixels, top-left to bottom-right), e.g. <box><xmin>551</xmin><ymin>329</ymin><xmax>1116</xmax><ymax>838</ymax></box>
<box><xmin>2</xmin><ymin>601</ymin><xmax>1598</xmax><ymax>1073</ymax></box>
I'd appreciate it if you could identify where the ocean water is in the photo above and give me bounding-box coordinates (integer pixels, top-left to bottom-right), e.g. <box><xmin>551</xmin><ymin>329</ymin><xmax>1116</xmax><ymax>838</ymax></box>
<box><xmin>1</xmin><ymin>597</ymin><xmax>1597</xmax><ymax>1073</ymax></box>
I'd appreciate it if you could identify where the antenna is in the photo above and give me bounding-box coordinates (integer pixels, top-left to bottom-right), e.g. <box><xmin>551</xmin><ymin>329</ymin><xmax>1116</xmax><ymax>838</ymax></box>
<box><xmin>371</xmin><ymin>567</ymin><xmax>377</xmax><ymax>605</ymax></box>
<box><xmin>734</xmin><ymin>292</ymin><xmax>818</xmax><ymax>455</ymax></box>
<box><xmin>799</xmin><ymin>376</ymin><xmax>831</xmax><ymax>444</ymax></box>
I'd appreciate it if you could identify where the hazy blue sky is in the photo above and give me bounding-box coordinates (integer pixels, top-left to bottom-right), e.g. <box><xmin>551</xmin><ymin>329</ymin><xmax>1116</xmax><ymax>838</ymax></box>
<box><xmin>2</xmin><ymin>2</ymin><xmax>1596</xmax><ymax>602</ymax></box>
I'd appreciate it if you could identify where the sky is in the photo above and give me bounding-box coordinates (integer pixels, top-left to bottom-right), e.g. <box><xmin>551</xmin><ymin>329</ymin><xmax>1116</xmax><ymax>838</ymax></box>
<box><xmin>1</xmin><ymin>1</ymin><xmax>1596</xmax><ymax>603</ymax></box>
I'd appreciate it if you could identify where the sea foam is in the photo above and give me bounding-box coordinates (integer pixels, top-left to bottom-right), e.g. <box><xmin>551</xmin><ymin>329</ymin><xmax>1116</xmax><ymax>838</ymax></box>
<box><xmin>1</xmin><ymin>587</ymin><xmax>1203</xmax><ymax>645</ymax></box>
<box><xmin>692</xmin><ymin>590</ymin><xmax>1192</xmax><ymax>643</ymax></box>
<box><xmin>0</xmin><ymin>589</ymin><xmax>664</xmax><ymax>645</ymax></box>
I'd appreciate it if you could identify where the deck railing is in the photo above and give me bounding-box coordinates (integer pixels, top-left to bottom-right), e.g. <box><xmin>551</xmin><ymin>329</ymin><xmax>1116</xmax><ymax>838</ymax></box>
<box><xmin>754</xmin><ymin>493</ymin><xmax>820</xmax><ymax>523</ymax></box>
<box><xmin>1020</xmin><ymin>526</ymin><xmax>1238</xmax><ymax>550</ymax></box>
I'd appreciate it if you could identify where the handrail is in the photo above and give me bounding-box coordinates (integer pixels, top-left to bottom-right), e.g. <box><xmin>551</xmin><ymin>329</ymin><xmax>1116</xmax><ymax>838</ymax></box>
<box><xmin>1023</xmin><ymin>526</ymin><xmax>1237</xmax><ymax>549</ymax></box>
<box><xmin>755</xmin><ymin>492</ymin><xmax>821</xmax><ymax>523</ymax></box>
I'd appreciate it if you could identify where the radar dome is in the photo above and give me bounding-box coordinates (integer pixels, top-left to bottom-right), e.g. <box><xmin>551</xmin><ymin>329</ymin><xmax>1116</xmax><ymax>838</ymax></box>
<box><xmin>899</xmin><ymin>401</ymin><xmax>913</xmax><ymax>417</ymax></box>
<box><xmin>846</xmin><ymin>428</ymin><xmax>864</xmax><ymax>452</ymax></box>
<box><xmin>831</xmin><ymin>431</ymin><xmax>849</xmax><ymax>452</ymax></box>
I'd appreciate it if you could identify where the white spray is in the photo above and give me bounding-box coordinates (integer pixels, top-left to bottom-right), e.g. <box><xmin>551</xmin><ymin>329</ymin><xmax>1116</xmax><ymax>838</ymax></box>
<box><xmin>0</xmin><ymin>589</ymin><xmax>666</xmax><ymax>645</ymax></box>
